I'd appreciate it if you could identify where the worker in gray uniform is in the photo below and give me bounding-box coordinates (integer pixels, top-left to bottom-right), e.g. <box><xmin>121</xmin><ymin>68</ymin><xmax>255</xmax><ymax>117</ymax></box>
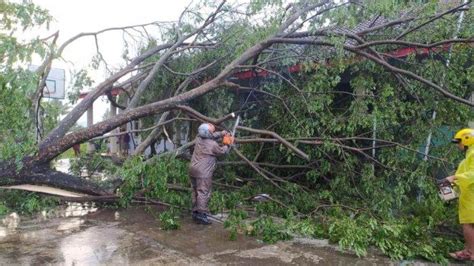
<box><xmin>189</xmin><ymin>123</ymin><xmax>234</xmax><ymax>224</ymax></box>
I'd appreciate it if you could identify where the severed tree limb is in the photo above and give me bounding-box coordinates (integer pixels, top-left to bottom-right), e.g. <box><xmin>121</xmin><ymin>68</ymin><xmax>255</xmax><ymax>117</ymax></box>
<box><xmin>133</xmin><ymin>73</ymin><xmax>204</xmax><ymax>155</ymax></box>
<box><xmin>32</xmin><ymin>21</ymin><xmax>169</xmax><ymax>137</ymax></box>
<box><xmin>220</xmin><ymin>161</ymin><xmax>311</xmax><ymax>169</ymax></box>
<box><xmin>0</xmin><ymin>169</ymin><xmax>113</xmax><ymax>196</ymax></box>
<box><xmin>7</xmin><ymin>1</ymin><xmax>433</xmax><ymax>198</ymax></box>
<box><xmin>174</xmin><ymin>105</ymin><xmax>238</xmax><ymax>126</ymax></box>
<box><xmin>233</xmin><ymin>148</ymin><xmax>293</xmax><ymax>197</ymax></box>
<box><xmin>172</xmin><ymin>105</ymin><xmax>309</xmax><ymax>160</ymax></box>
<box><xmin>127</xmin><ymin>1</ymin><xmax>227</xmax><ymax>109</ymax></box>
<box><xmin>237</xmin><ymin>126</ymin><xmax>309</xmax><ymax>160</ymax></box>
<box><xmin>40</xmin><ymin>42</ymin><xmax>176</xmax><ymax>149</ymax></box>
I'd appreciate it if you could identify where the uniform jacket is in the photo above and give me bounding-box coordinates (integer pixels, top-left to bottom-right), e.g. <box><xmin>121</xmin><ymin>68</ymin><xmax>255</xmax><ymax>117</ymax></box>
<box><xmin>189</xmin><ymin>135</ymin><xmax>229</xmax><ymax>178</ymax></box>
<box><xmin>454</xmin><ymin>147</ymin><xmax>474</xmax><ymax>224</ymax></box>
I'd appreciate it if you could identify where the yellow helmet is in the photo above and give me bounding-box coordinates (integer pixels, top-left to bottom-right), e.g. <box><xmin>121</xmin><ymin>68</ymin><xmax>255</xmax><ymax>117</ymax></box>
<box><xmin>452</xmin><ymin>128</ymin><xmax>474</xmax><ymax>147</ymax></box>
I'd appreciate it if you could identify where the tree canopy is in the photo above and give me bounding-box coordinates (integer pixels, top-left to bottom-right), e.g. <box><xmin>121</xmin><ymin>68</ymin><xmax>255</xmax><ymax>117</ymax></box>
<box><xmin>0</xmin><ymin>0</ymin><xmax>473</xmax><ymax>262</ymax></box>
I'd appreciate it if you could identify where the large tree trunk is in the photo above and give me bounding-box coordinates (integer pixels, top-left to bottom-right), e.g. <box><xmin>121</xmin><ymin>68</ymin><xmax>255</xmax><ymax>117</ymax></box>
<box><xmin>0</xmin><ymin>161</ymin><xmax>113</xmax><ymax>195</ymax></box>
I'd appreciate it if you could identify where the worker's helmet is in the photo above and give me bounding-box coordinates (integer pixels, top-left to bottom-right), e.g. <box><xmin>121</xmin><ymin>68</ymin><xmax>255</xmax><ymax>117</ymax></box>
<box><xmin>452</xmin><ymin>128</ymin><xmax>474</xmax><ymax>147</ymax></box>
<box><xmin>198</xmin><ymin>123</ymin><xmax>215</xmax><ymax>138</ymax></box>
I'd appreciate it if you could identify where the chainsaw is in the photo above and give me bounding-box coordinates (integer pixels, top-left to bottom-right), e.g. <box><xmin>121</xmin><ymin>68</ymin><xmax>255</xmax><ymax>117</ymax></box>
<box><xmin>437</xmin><ymin>178</ymin><xmax>458</xmax><ymax>201</ymax></box>
<box><xmin>223</xmin><ymin>113</ymin><xmax>240</xmax><ymax>146</ymax></box>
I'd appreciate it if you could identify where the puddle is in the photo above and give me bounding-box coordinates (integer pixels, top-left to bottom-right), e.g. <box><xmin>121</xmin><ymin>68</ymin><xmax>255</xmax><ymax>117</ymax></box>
<box><xmin>0</xmin><ymin>206</ymin><xmax>451</xmax><ymax>265</ymax></box>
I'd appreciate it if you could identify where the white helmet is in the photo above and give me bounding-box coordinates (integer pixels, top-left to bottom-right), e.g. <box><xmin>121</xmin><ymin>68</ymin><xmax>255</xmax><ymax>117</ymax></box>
<box><xmin>198</xmin><ymin>123</ymin><xmax>214</xmax><ymax>138</ymax></box>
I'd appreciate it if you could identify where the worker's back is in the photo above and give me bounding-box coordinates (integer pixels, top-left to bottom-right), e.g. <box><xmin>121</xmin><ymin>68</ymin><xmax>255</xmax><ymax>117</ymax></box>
<box><xmin>189</xmin><ymin>137</ymin><xmax>228</xmax><ymax>178</ymax></box>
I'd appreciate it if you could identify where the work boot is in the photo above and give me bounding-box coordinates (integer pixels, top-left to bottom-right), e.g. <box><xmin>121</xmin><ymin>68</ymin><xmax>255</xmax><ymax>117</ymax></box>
<box><xmin>193</xmin><ymin>212</ymin><xmax>212</xmax><ymax>225</ymax></box>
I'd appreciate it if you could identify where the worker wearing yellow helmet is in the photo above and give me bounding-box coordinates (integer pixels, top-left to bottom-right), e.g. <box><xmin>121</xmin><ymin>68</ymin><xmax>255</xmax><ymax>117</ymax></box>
<box><xmin>446</xmin><ymin>128</ymin><xmax>474</xmax><ymax>261</ymax></box>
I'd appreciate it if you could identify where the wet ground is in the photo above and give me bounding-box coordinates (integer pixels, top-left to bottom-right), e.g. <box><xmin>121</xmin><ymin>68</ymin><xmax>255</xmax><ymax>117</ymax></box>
<box><xmin>0</xmin><ymin>205</ymin><xmax>447</xmax><ymax>265</ymax></box>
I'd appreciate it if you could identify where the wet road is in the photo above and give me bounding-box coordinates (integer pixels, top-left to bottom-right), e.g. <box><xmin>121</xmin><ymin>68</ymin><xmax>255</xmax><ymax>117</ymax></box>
<box><xmin>0</xmin><ymin>205</ymin><xmax>438</xmax><ymax>265</ymax></box>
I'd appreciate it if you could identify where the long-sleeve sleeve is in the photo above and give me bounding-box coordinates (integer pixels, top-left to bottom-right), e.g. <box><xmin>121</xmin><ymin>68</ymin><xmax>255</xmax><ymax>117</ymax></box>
<box><xmin>454</xmin><ymin>148</ymin><xmax>474</xmax><ymax>189</ymax></box>
<box><xmin>210</xmin><ymin>141</ymin><xmax>229</xmax><ymax>156</ymax></box>
<box><xmin>454</xmin><ymin>147</ymin><xmax>474</xmax><ymax>224</ymax></box>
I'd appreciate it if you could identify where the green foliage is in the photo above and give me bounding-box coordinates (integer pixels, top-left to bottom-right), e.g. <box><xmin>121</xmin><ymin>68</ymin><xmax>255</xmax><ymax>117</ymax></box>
<box><xmin>0</xmin><ymin>202</ymin><xmax>8</xmax><ymax>216</ymax></box>
<box><xmin>286</xmin><ymin>218</ymin><xmax>323</xmax><ymax>238</ymax></box>
<box><xmin>0</xmin><ymin>70</ymin><xmax>37</xmax><ymax>163</ymax></box>
<box><xmin>1</xmin><ymin>1</ymin><xmax>51</xmax><ymax>66</ymax></box>
<box><xmin>159</xmin><ymin>209</ymin><xmax>181</xmax><ymax>230</ymax></box>
<box><xmin>68</xmin><ymin>69</ymin><xmax>94</xmax><ymax>104</ymax></box>
<box><xmin>0</xmin><ymin>191</ymin><xmax>59</xmax><ymax>215</ymax></box>
<box><xmin>209</xmin><ymin>190</ymin><xmax>243</xmax><ymax>214</ymax></box>
<box><xmin>145</xmin><ymin>206</ymin><xmax>180</xmax><ymax>230</ymax></box>
<box><xmin>324</xmin><ymin>215</ymin><xmax>460</xmax><ymax>263</ymax></box>
<box><xmin>0</xmin><ymin>1</ymin><xmax>56</xmax><ymax>164</ymax></box>
<box><xmin>0</xmin><ymin>1</ymin><xmax>51</xmax><ymax>31</ymax></box>
<box><xmin>248</xmin><ymin>216</ymin><xmax>292</xmax><ymax>244</ymax></box>
<box><xmin>118</xmin><ymin>156</ymin><xmax>189</xmax><ymax>207</ymax></box>
<box><xmin>224</xmin><ymin>209</ymin><xmax>248</xmax><ymax>240</ymax></box>
<box><xmin>328</xmin><ymin>216</ymin><xmax>371</xmax><ymax>257</ymax></box>
<box><xmin>42</xmin><ymin>100</ymin><xmax>70</xmax><ymax>134</ymax></box>
<box><xmin>69</xmin><ymin>152</ymin><xmax>118</xmax><ymax>179</ymax></box>
<box><xmin>1</xmin><ymin>0</ymin><xmax>472</xmax><ymax>263</ymax></box>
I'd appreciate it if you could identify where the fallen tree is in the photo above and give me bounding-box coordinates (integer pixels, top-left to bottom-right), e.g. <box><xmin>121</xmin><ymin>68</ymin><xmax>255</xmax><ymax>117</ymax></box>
<box><xmin>1</xmin><ymin>0</ymin><xmax>473</xmax><ymax>261</ymax></box>
<box><xmin>1</xmin><ymin>0</ymin><xmax>472</xmax><ymax>193</ymax></box>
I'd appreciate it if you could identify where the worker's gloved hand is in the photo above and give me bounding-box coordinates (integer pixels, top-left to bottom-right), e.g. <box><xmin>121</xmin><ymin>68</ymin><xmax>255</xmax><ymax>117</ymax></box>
<box><xmin>222</xmin><ymin>134</ymin><xmax>234</xmax><ymax>145</ymax></box>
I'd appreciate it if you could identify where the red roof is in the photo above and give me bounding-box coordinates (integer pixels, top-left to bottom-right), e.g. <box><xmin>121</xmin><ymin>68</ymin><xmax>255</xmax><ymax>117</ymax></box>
<box><xmin>79</xmin><ymin>44</ymin><xmax>456</xmax><ymax>98</ymax></box>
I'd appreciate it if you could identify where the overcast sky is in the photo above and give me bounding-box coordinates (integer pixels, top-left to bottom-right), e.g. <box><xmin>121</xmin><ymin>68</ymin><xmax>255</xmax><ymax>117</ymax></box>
<box><xmin>31</xmin><ymin>0</ymin><xmax>192</xmax><ymax>127</ymax></box>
